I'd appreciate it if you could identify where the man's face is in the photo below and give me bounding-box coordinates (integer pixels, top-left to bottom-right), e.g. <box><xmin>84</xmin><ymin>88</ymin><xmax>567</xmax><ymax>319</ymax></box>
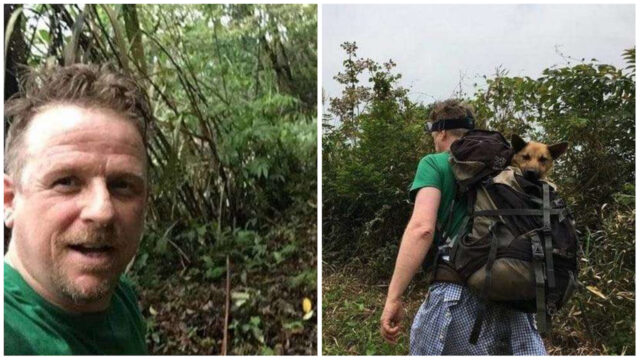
<box><xmin>5</xmin><ymin>104</ymin><xmax>147</xmax><ymax>309</ymax></box>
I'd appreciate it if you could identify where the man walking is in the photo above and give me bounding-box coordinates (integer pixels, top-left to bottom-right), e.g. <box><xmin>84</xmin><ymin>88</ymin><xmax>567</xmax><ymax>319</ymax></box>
<box><xmin>379</xmin><ymin>99</ymin><xmax>546</xmax><ymax>355</ymax></box>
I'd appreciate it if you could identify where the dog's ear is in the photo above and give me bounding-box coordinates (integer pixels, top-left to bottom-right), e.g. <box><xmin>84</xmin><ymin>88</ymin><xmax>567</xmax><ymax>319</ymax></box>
<box><xmin>511</xmin><ymin>134</ymin><xmax>527</xmax><ymax>153</ymax></box>
<box><xmin>548</xmin><ymin>142</ymin><xmax>569</xmax><ymax>159</ymax></box>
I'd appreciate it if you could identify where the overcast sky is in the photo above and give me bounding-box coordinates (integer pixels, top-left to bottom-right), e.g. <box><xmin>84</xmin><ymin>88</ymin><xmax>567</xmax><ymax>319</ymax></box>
<box><xmin>323</xmin><ymin>4</ymin><xmax>635</xmax><ymax>106</ymax></box>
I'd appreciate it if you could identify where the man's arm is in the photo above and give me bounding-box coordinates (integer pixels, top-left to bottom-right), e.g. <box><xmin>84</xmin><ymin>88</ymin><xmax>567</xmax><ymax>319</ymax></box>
<box><xmin>380</xmin><ymin>186</ymin><xmax>441</xmax><ymax>344</ymax></box>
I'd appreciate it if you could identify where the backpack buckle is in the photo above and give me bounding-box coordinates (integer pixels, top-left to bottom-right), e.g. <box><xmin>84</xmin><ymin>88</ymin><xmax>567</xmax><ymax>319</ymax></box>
<box><xmin>542</xmin><ymin>226</ymin><xmax>552</xmax><ymax>236</ymax></box>
<box><xmin>547</xmin><ymin>303</ymin><xmax>557</xmax><ymax>316</ymax></box>
<box><xmin>532</xmin><ymin>242</ymin><xmax>544</xmax><ymax>260</ymax></box>
<box><xmin>531</xmin><ymin>235</ymin><xmax>544</xmax><ymax>260</ymax></box>
<box><xmin>438</xmin><ymin>242</ymin><xmax>452</xmax><ymax>262</ymax></box>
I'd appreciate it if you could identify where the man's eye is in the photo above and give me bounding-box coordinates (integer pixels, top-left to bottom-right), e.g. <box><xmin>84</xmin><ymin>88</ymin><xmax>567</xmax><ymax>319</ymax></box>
<box><xmin>52</xmin><ymin>177</ymin><xmax>80</xmax><ymax>191</ymax></box>
<box><xmin>109</xmin><ymin>180</ymin><xmax>136</xmax><ymax>195</ymax></box>
<box><xmin>110</xmin><ymin>180</ymin><xmax>130</xmax><ymax>189</ymax></box>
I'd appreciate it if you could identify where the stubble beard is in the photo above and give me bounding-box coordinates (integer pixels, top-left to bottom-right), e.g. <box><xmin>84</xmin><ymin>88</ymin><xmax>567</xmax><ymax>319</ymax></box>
<box><xmin>52</xmin><ymin>225</ymin><xmax>124</xmax><ymax>306</ymax></box>
<box><xmin>54</xmin><ymin>270</ymin><xmax>115</xmax><ymax>305</ymax></box>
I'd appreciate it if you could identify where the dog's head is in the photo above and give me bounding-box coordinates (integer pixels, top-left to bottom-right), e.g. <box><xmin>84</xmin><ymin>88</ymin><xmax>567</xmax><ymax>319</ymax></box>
<box><xmin>511</xmin><ymin>134</ymin><xmax>568</xmax><ymax>181</ymax></box>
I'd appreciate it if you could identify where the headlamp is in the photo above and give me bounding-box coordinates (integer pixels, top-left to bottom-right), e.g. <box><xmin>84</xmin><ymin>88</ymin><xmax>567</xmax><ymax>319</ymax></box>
<box><xmin>425</xmin><ymin>116</ymin><xmax>475</xmax><ymax>132</ymax></box>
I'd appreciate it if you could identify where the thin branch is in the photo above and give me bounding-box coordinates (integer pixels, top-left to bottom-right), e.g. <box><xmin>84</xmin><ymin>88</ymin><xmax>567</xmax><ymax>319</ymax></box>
<box><xmin>101</xmin><ymin>4</ymin><xmax>130</xmax><ymax>73</ymax></box>
<box><xmin>222</xmin><ymin>256</ymin><xmax>231</xmax><ymax>355</ymax></box>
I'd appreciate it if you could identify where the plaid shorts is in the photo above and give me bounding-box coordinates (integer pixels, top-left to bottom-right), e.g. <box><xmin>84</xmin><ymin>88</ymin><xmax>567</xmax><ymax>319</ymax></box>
<box><xmin>409</xmin><ymin>282</ymin><xmax>547</xmax><ymax>355</ymax></box>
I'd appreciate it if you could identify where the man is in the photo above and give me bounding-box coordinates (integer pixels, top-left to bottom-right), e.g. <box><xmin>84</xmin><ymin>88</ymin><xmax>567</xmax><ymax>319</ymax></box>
<box><xmin>379</xmin><ymin>99</ymin><xmax>546</xmax><ymax>355</ymax></box>
<box><xmin>4</xmin><ymin>64</ymin><xmax>149</xmax><ymax>355</ymax></box>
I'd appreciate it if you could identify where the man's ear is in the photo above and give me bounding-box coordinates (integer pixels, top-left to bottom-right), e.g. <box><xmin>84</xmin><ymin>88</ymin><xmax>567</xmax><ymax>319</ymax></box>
<box><xmin>548</xmin><ymin>142</ymin><xmax>569</xmax><ymax>159</ymax></box>
<box><xmin>5</xmin><ymin>174</ymin><xmax>16</xmax><ymax>228</ymax></box>
<box><xmin>511</xmin><ymin>134</ymin><xmax>527</xmax><ymax>153</ymax></box>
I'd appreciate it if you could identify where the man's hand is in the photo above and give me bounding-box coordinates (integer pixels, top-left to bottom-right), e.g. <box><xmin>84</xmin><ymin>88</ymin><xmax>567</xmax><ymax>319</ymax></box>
<box><xmin>380</xmin><ymin>298</ymin><xmax>405</xmax><ymax>344</ymax></box>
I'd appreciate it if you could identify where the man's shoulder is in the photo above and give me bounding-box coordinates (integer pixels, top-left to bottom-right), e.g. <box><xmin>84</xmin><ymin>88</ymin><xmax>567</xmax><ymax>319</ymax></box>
<box><xmin>4</xmin><ymin>262</ymin><xmax>40</xmax><ymax>318</ymax></box>
<box><xmin>416</xmin><ymin>151</ymin><xmax>451</xmax><ymax>174</ymax></box>
<box><xmin>3</xmin><ymin>315</ymin><xmax>70</xmax><ymax>355</ymax></box>
<box><xmin>116</xmin><ymin>275</ymin><xmax>139</xmax><ymax>301</ymax></box>
<box><xmin>4</xmin><ymin>281</ymin><xmax>73</xmax><ymax>355</ymax></box>
<box><xmin>4</xmin><ymin>318</ymin><xmax>39</xmax><ymax>355</ymax></box>
<box><xmin>410</xmin><ymin>152</ymin><xmax>453</xmax><ymax>201</ymax></box>
<box><xmin>113</xmin><ymin>275</ymin><xmax>145</xmax><ymax>322</ymax></box>
<box><xmin>420</xmin><ymin>151</ymin><xmax>449</xmax><ymax>163</ymax></box>
<box><xmin>114</xmin><ymin>276</ymin><xmax>147</xmax><ymax>330</ymax></box>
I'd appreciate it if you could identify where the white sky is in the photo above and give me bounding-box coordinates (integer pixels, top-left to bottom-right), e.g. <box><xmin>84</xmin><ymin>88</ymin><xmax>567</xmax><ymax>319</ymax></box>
<box><xmin>323</xmin><ymin>4</ymin><xmax>635</xmax><ymax>105</ymax></box>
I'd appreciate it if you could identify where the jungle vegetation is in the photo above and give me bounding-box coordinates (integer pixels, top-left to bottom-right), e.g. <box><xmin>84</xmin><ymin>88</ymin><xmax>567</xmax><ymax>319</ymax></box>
<box><xmin>4</xmin><ymin>4</ymin><xmax>317</xmax><ymax>355</ymax></box>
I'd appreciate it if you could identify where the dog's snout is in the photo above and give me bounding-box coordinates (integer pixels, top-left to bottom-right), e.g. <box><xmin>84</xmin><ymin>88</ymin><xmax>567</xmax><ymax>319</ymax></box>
<box><xmin>523</xmin><ymin>169</ymin><xmax>540</xmax><ymax>180</ymax></box>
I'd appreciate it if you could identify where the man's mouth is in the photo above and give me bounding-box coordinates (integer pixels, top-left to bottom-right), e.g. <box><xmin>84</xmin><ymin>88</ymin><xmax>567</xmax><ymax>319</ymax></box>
<box><xmin>67</xmin><ymin>244</ymin><xmax>115</xmax><ymax>257</ymax></box>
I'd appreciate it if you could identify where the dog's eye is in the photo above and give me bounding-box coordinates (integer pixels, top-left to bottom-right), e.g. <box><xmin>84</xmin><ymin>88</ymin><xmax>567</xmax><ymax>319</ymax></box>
<box><xmin>522</xmin><ymin>154</ymin><xmax>531</xmax><ymax>160</ymax></box>
<box><xmin>539</xmin><ymin>157</ymin><xmax>547</xmax><ymax>162</ymax></box>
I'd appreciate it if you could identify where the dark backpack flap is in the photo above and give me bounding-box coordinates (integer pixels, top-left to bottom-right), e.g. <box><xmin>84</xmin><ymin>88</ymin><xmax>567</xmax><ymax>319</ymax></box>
<box><xmin>449</xmin><ymin>130</ymin><xmax>514</xmax><ymax>190</ymax></box>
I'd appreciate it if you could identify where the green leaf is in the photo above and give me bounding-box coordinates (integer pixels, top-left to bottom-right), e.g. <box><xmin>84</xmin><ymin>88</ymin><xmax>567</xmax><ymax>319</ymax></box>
<box><xmin>204</xmin><ymin>266</ymin><xmax>225</xmax><ymax>280</ymax></box>
<box><xmin>231</xmin><ymin>291</ymin><xmax>250</xmax><ymax>308</ymax></box>
<box><xmin>38</xmin><ymin>29</ymin><xmax>50</xmax><ymax>44</ymax></box>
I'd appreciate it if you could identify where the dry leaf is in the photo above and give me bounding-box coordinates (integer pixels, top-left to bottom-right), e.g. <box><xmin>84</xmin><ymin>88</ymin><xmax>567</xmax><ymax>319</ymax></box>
<box><xmin>586</xmin><ymin>286</ymin><xmax>607</xmax><ymax>299</ymax></box>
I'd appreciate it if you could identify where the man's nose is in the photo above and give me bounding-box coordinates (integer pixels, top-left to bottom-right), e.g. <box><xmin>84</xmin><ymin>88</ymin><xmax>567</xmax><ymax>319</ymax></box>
<box><xmin>80</xmin><ymin>179</ymin><xmax>115</xmax><ymax>225</ymax></box>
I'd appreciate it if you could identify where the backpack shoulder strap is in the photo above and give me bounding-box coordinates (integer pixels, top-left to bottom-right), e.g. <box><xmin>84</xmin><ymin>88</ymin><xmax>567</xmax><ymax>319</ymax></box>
<box><xmin>542</xmin><ymin>183</ymin><xmax>556</xmax><ymax>289</ymax></box>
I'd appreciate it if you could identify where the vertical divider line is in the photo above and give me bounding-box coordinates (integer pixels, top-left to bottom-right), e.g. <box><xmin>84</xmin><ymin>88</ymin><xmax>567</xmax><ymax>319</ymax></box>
<box><xmin>316</xmin><ymin>3</ymin><xmax>323</xmax><ymax>356</ymax></box>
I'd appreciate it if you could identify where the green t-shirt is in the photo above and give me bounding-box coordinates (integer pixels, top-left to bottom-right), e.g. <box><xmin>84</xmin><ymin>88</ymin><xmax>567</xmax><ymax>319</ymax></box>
<box><xmin>4</xmin><ymin>262</ymin><xmax>147</xmax><ymax>355</ymax></box>
<box><xmin>409</xmin><ymin>151</ymin><xmax>466</xmax><ymax>246</ymax></box>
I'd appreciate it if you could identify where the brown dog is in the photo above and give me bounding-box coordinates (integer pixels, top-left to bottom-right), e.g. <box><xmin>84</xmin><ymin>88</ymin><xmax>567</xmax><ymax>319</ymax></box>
<box><xmin>511</xmin><ymin>134</ymin><xmax>568</xmax><ymax>181</ymax></box>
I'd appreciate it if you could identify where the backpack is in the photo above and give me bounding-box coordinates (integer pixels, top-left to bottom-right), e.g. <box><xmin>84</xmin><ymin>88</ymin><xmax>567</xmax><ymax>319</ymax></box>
<box><xmin>436</xmin><ymin>129</ymin><xmax>579</xmax><ymax>344</ymax></box>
